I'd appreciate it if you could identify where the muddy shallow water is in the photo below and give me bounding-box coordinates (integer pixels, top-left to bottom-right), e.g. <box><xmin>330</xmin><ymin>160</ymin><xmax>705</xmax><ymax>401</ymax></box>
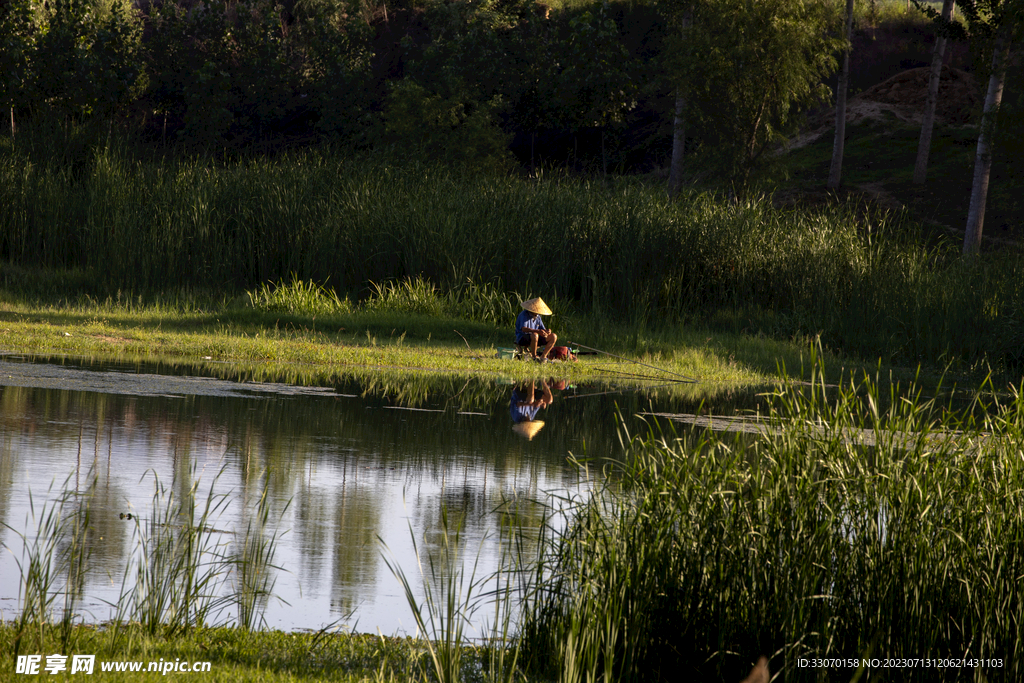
<box><xmin>0</xmin><ymin>353</ymin><xmax>760</xmax><ymax>635</ymax></box>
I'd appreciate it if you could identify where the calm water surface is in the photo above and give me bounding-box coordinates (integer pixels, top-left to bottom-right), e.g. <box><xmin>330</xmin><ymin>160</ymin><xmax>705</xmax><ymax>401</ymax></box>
<box><xmin>0</xmin><ymin>354</ymin><xmax>758</xmax><ymax>635</ymax></box>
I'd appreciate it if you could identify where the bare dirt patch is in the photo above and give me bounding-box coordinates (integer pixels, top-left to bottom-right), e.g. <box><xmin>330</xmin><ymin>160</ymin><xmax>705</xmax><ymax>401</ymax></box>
<box><xmin>786</xmin><ymin>66</ymin><xmax>980</xmax><ymax>152</ymax></box>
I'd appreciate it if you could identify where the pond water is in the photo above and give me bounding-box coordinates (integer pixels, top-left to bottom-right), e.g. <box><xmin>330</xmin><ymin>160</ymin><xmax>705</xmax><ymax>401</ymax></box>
<box><xmin>0</xmin><ymin>353</ymin><xmax>761</xmax><ymax>636</ymax></box>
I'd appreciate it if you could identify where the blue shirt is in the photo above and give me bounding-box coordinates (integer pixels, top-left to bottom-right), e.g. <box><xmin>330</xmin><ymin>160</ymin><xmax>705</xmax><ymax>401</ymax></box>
<box><xmin>510</xmin><ymin>388</ymin><xmax>542</xmax><ymax>423</ymax></box>
<box><xmin>515</xmin><ymin>310</ymin><xmax>546</xmax><ymax>336</ymax></box>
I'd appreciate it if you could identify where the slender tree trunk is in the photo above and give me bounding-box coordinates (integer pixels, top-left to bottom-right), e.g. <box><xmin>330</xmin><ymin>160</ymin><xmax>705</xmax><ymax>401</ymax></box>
<box><xmin>601</xmin><ymin>129</ymin><xmax>607</xmax><ymax>177</ymax></box>
<box><xmin>963</xmin><ymin>26</ymin><xmax>1011</xmax><ymax>256</ymax></box>
<box><xmin>828</xmin><ymin>0</ymin><xmax>854</xmax><ymax>190</ymax></box>
<box><xmin>667</xmin><ymin>10</ymin><xmax>692</xmax><ymax>200</ymax></box>
<box><xmin>530</xmin><ymin>132</ymin><xmax>535</xmax><ymax>175</ymax></box>
<box><xmin>10</xmin><ymin>107</ymin><xmax>14</xmax><ymax>141</ymax></box>
<box><xmin>668</xmin><ymin>90</ymin><xmax>687</xmax><ymax>199</ymax></box>
<box><xmin>914</xmin><ymin>0</ymin><xmax>955</xmax><ymax>184</ymax></box>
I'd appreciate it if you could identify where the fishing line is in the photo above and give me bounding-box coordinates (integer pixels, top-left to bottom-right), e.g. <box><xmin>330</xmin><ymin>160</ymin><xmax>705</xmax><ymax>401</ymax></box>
<box><xmin>563</xmin><ymin>382</ymin><xmax>684</xmax><ymax>400</ymax></box>
<box><xmin>591</xmin><ymin>366</ymin><xmax>683</xmax><ymax>383</ymax></box>
<box><xmin>568</xmin><ymin>341</ymin><xmax>700</xmax><ymax>383</ymax></box>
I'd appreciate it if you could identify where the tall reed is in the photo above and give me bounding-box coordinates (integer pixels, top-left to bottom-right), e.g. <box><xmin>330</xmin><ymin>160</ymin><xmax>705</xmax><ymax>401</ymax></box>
<box><xmin>382</xmin><ymin>507</ymin><xmax>481</xmax><ymax>683</ymax></box>
<box><xmin>129</xmin><ymin>464</ymin><xmax>232</xmax><ymax>636</ymax></box>
<box><xmin>56</xmin><ymin>479</ymin><xmax>94</xmax><ymax>653</ymax></box>
<box><xmin>232</xmin><ymin>479</ymin><xmax>289</xmax><ymax>631</ymax></box>
<box><xmin>4</xmin><ymin>147</ymin><xmax>1023</xmax><ymax>367</ymax></box>
<box><xmin>3</xmin><ymin>479</ymin><xmax>88</xmax><ymax>658</ymax></box>
<box><xmin>520</xmin><ymin>359</ymin><xmax>1024</xmax><ymax>681</ymax></box>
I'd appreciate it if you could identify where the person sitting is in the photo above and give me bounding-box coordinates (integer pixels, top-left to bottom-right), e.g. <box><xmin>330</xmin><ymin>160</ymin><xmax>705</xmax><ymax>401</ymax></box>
<box><xmin>515</xmin><ymin>297</ymin><xmax>557</xmax><ymax>362</ymax></box>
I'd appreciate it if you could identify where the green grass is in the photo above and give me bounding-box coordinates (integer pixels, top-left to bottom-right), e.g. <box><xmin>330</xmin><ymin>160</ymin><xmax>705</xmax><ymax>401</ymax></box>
<box><xmin>0</xmin><ymin>273</ymin><xmax>818</xmax><ymax>389</ymax></box>
<box><xmin>5</xmin><ymin>146</ymin><xmax>1024</xmax><ymax>376</ymax></box>
<box><xmin>519</xmin><ymin>356</ymin><xmax>1024</xmax><ymax>682</ymax></box>
<box><xmin>0</xmin><ymin>623</ymin><xmax>446</xmax><ymax>681</ymax></box>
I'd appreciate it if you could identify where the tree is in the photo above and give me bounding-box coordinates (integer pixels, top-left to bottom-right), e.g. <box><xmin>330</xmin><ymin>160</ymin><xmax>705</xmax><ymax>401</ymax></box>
<box><xmin>955</xmin><ymin>0</ymin><xmax>1022</xmax><ymax>255</ymax></box>
<box><xmin>665</xmin><ymin>0</ymin><xmax>842</xmax><ymax>191</ymax></box>
<box><xmin>555</xmin><ymin>8</ymin><xmax>638</xmax><ymax>174</ymax></box>
<box><xmin>0</xmin><ymin>0</ymin><xmax>36</xmax><ymax>138</ymax></box>
<box><xmin>828</xmin><ymin>0</ymin><xmax>854</xmax><ymax>190</ymax></box>
<box><xmin>667</xmin><ymin>9</ymin><xmax>691</xmax><ymax>199</ymax></box>
<box><xmin>913</xmin><ymin>0</ymin><xmax>956</xmax><ymax>184</ymax></box>
<box><xmin>33</xmin><ymin>0</ymin><xmax>145</xmax><ymax>121</ymax></box>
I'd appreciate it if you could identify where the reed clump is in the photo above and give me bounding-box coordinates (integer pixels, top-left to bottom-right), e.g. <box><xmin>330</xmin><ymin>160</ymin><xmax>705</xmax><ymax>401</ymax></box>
<box><xmin>247</xmin><ymin>273</ymin><xmax>353</xmax><ymax>316</ymax></box>
<box><xmin>4</xmin><ymin>147</ymin><xmax>1024</xmax><ymax>370</ymax></box>
<box><xmin>5</xmin><ymin>463</ymin><xmax>290</xmax><ymax>652</ymax></box>
<box><xmin>3</xmin><ymin>476</ymin><xmax>96</xmax><ymax>659</ymax></box>
<box><xmin>520</xmin><ymin>363</ymin><xmax>1024</xmax><ymax>682</ymax></box>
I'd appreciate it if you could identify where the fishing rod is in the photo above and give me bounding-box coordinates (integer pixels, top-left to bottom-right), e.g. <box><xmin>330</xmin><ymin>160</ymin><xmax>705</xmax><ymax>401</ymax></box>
<box><xmin>591</xmin><ymin>365</ymin><xmax>685</xmax><ymax>383</ymax></box>
<box><xmin>568</xmin><ymin>341</ymin><xmax>700</xmax><ymax>384</ymax></box>
<box><xmin>563</xmin><ymin>382</ymin><xmax>684</xmax><ymax>400</ymax></box>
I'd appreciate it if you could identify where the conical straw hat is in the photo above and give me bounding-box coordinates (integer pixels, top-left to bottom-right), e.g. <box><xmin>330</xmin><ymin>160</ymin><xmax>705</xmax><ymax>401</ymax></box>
<box><xmin>520</xmin><ymin>297</ymin><xmax>553</xmax><ymax>315</ymax></box>
<box><xmin>512</xmin><ymin>420</ymin><xmax>545</xmax><ymax>440</ymax></box>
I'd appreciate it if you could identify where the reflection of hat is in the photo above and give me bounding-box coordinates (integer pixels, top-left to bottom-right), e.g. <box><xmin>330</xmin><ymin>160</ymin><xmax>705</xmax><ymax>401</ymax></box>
<box><xmin>520</xmin><ymin>297</ymin><xmax>553</xmax><ymax>316</ymax></box>
<box><xmin>512</xmin><ymin>420</ymin><xmax>545</xmax><ymax>440</ymax></box>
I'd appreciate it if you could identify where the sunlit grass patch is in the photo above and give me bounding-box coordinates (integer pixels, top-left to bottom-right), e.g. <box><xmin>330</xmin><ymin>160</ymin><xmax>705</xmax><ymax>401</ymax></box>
<box><xmin>5</xmin><ymin>147</ymin><xmax>1024</xmax><ymax>372</ymax></box>
<box><xmin>247</xmin><ymin>274</ymin><xmax>352</xmax><ymax>317</ymax></box>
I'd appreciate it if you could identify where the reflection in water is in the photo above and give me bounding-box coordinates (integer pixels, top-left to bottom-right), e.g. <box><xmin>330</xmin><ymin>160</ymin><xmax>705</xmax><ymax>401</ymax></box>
<box><xmin>510</xmin><ymin>380</ymin><xmax>554</xmax><ymax>441</ymax></box>
<box><xmin>509</xmin><ymin>379</ymin><xmax>571</xmax><ymax>442</ymax></box>
<box><xmin>0</xmin><ymin>355</ymin><xmax>768</xmax><ymax>633</ymax></box>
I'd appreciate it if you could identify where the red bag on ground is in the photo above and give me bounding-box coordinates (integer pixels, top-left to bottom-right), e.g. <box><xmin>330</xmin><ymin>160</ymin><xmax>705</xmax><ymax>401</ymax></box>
<box><xmin>549</xmin><ymin>346</ymin><xmax>577</xmax><ymax>361</ymax></box>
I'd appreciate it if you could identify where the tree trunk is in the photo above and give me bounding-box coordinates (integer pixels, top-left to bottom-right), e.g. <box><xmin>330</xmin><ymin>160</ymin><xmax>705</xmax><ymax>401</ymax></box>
<box><xmin>667</xmin><ymin>10</ymin><xmax>692</xmax><ymax>200</ymax></box>
<box><xmin>601</xmin><ymin>128</ymin><xmax>607</xmax><ymax>177</ymax></box>
<box><xmin>913</xmin><ymin>0</ymin><xmax>955</xmax><ymax>184</ymax></box>
<box><xmin>667</xmin><ymin>90</ymin><xmax>687</xmax><ymax>199</ymax></box>
<box><xmin>828</xmin><ymin>0</ymin><xmax>854</xmax><ymax>190</ymax></box>
<box><xmin>963</xmin><ymin>25</ymin><xmax>1011</xmax><ymax>256</ymax></box>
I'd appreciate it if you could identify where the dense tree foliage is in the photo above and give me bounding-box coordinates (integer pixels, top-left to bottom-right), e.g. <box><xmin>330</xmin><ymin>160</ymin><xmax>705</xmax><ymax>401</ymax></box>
<box><xmin>4</xmin><ymin>0</ymin><xmax>1019</xmax><ymax>195</ymax></box>
<box><xmin>663</xmin><ymin>0</ymin><xmax>842</xmax><ymax>189</ymax></box>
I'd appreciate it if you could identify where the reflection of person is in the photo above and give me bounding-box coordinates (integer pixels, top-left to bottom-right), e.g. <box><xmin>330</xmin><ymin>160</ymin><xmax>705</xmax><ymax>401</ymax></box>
<box><xmin>515</xmin><ymin>297</ymin><xmax>557</xmax><ymax>362</ymax></box>
<box><xmin>510</xmin><ymin>379</ymin><xmax>558</xmax><ymax>440</ymax></box>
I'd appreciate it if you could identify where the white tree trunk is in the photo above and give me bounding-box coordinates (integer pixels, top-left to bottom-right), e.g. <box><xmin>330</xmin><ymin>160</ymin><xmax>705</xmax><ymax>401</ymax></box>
<box><xmin>667</xmin><ymin>10</ymin><xmax>692</xmax><ymax>200</ymax></box>
<box><xmin>963</xmin><ymin>26</ymin><xmax>1011</xmax><ymax>256</ymax></box>
<box><xmin>668</xmin><ymin>90</ymin><xmax>687</xmax><ymax>199</ymax></box>
<box><xmin>913</xmin><ymin>0</ymin><xmax>955</xmax><ymax>185</ymax></box>
<box><xmin>828</xmin><ymin>0</ymin><xmax>854</xmax><ymax>190</ymax></box>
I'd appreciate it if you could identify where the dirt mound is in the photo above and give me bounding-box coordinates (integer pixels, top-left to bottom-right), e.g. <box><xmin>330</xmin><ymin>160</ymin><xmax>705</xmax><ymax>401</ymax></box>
<box><xmin>786</xmin><ymin>66</ymin><xmax>980</xmax><ymax>151</ymax></box>
<box><xmin>857</xmin><ymin>65</ymin><xmax>980</xmax><ymax>125</ymax></box>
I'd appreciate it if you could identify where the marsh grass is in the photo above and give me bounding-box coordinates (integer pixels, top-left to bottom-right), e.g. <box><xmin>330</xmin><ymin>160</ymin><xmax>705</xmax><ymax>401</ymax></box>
<box><xmin>56</xmin><ymin>479</ymin><xmax>94</xmax><ymax>653</ymax></box>
<box><xmin>4</xmin><ymin>148</ymin><xmax>1023</xmax><ymax>369</ymax></box>
<box><xmin>2</xmin><ymin>475</ymin><xmax>95</xmax><ymax>659</ymax></box>
<box><xmin>247</xmin><ymin>273</ymin><xmax>352</xmax><ymax>317</ymax></box>
<box><xmin>232</xmin><ymin>479</ymin><xmax>289</xmax><ymax>631</ymax></box>
<box><xmin>7</xmin><ymin>462</ymin><xmax>297</xmax><ymax>655</ymax></box>
<box><xmin>382</xmin><ymin>508</ymin><xmax>481</xmax><ymax>683</ymax></box>
<box><xmin>380</xmin><ymin>501</ymin><xmax>538</xmax><ymax>683</ymax></box>
<box><xmin>364</xmin><ymin>277</ymin><xmax>526</xmax><ymax>328</ymax></box>
<box><xmin>520</xmin><ymin>357</ymin><xmax>1024</xmax><ymax>682</ymax></box>
<box><xmin>128</xmin><ymin>464</ymin><xmax>232</xmax><ymax>636</ymax></box>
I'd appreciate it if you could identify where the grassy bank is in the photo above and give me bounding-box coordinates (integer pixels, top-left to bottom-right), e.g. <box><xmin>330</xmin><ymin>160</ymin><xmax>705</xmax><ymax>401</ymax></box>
<box><xmin>3</xmin><ymin>148</ymin><xmax>1024</xmax><ymax>375</ymax></box>
<box><xmin>0</xmin><ymin>623</ymin><xmax>467</xmax><ymax>682</ymax></box>
<box><xmin>5</xmin><ymin>263</ymin><xmax>914</xmax><ymax>393</ymax></box>
<box><xmin>0</xmin><ymin>276</ymin><xmax>786</xmax><ymax>389</ymax></box>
